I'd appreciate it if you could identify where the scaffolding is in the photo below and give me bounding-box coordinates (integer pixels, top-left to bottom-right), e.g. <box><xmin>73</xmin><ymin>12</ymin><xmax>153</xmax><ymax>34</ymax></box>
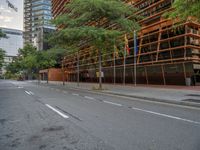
<box><xmin>56</xmin><ymin>0</ymin><xmax>200</xmax><ymax>85</ymax></box>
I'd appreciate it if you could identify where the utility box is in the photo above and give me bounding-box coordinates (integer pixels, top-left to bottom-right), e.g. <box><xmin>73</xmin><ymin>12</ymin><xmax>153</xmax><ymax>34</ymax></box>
<box><xmin>185</xmin><ymin>78</ymin><xmax>191</xmax><ymax>86</ymax></box>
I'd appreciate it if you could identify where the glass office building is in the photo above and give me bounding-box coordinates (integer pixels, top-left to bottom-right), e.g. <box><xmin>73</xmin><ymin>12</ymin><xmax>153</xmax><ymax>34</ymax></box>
<box><xmin>24</xmin><ymin>0</ymin><xmax>55</xmax><ymax>50</ymax></box>
<box><xmin>0</xmin><ymin>28</ymin><xmax>23</xmax><ymax>75</ymax></box>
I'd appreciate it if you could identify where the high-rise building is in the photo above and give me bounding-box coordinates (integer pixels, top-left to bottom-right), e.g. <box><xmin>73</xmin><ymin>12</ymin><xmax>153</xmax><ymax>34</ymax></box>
<box><xmin>0</xmin><ymin>28</ymin><xmax>23</xmax><ymax>76</ymax></box>
<box><xmin>24</xmin><ymin>0</ymin><xmax>55</xmax><ymax>50</ymax></box>
<box><xmin>52</xmin><ymin>0</ymin><xmax>200</xmax><ymax>85</ymax></box>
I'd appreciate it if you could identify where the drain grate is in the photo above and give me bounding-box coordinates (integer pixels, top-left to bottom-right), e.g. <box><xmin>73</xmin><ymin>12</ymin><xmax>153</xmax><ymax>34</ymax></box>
<box><xmin>182</xmin><ymin>99</ymin><xmax>200</xmax><ymax>103</ymax></box>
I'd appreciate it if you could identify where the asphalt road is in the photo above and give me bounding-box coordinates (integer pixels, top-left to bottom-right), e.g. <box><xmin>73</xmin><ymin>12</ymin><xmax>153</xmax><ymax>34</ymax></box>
<box><xmin>0</xmin><ymin>80</ymin><xmax>200</xmax><ymax>150</ymax></box>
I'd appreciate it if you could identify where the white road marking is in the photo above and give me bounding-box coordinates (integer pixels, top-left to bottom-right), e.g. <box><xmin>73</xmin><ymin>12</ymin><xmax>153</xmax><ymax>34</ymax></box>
<box><xmin>72</xmin><ymin>93</ymin><xmax>79</xmax><ymax>96</ymax></box>
<box><xmin>25</xmin><ymin>91</ymin><xmax>31</xmax><ymax>95</ymax></box>
<box><xmin>103</xmin><ymin>101</ymin><xmax>122</xmax><ymax>107</ymax></box>
<box><xmin>45</xmin><ymin>104</ymin><xmax>69</xmax><ymax>119</ymax></box>
<box><xmin>132</xmin><ymin>107</ymin><xmax>200</xmax><ymax>125</ymax></box>
<box><xmin>29</xmin><ymin>91</ymin><xmax>34</xmax><ymax>95</ymax></box>
<box><xmin>63</xmin><ymin>91</ymin><xmax>68</xmax><ymax>94</ymax></box>
<box><xmin>68</xmin><ymin>87</ymin><xmax>200</xmax><ymax>111</ymax></box>
<box><xmin>18</xmin><ymin>86</ymin><xmax>23</xmax><ymax>89</ymax></box>
<box><xmin>84</xmin><ymin>96</ymin><xmax>95</xmax><ymax>100</ymax></box>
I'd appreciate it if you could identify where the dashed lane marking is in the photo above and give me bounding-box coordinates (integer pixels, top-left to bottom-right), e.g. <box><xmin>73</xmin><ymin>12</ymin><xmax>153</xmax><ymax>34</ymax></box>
<box><xmin>103</xmin><ymin>101</ymin><xmax>122</xmax><ymax>107</ymax></box>
<box><xmin>25</xmin><ymin>91</ymin><xmax>31</xmax><ymax>95</ymax></box>
<box><xmin>29</xmin><ymin>91</ymin><xmax>34</xmax><ymax>95</ymax></box>
<box><xmin>66</xmin><ymin>87</ymin><xmax>200</xmax><ymax>111</ymax></box>
<box><xmin>84</xmin><ymin>96</ymin><xmax>95</xmax><ymax>100</ymax></box>
<box><xmin>72</xmin><ymin>93</ymin><xmax>79</xmax><ymax>96</ymax></box>
<box><xmin>131</xmin><ymin>106</ymin><xmax>200</xmax><ymax>125</ymax></box>
<box><xmin>45</xmin><ymin>104</ymin><xmax>69</xmax><ymax>119</ymax></box>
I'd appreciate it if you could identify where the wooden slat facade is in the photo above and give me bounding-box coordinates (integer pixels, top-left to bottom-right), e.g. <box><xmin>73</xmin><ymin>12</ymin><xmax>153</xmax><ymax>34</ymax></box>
<box><xmin>52</xmin><ymin>0</ymin><xmax>200</xmax><ymax>85</ymax></box>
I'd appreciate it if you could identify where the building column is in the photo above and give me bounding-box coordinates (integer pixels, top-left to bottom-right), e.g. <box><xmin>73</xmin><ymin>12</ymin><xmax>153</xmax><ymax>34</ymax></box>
<box><xmin>161</xmin><ymin>65</ymin><xmax>166</xmax><ymax>85</ymax></box>
<box><xmin>144</xmin><ymin>66</ymin><xmax>149</xmax><ymax>85</ymax></box>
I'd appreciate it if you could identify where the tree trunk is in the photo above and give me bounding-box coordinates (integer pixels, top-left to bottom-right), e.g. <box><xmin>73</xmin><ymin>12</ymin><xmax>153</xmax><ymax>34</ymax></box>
<box><xmin>47</xmin><ymin>70</ymin><xmax>49</xmax><ymax>84</ymax></box>
<box><xmin>77</xmin><ymin>52</ymin><xmax>80</xmax><ymax>87</ymax></box>
<box><xmin>98</xmin><ymin>49</ymin><xmax>102</xmax><ymax>89</ymax></box>
<box><xmin>62</xmin><ymin>62</ymin><xmax>65</xmax><ymax>86</ymax></box>
<box><xmin>62</xmin><ymin>70</ymin><xmax>65</xmax><ymax>86</ymax></box>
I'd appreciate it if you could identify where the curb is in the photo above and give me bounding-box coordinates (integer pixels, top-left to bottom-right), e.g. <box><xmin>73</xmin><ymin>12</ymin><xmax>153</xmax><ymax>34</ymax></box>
<box><xmin>36</xmin><ymin>82</ymin><xmax>200</xmax><ymax>109</ymax></box>
<box><xmin>103</xmin><ymin>91</ymin><xmax>200</xmax><ymax>108</ymax></box>
<box><xmin>64</xmin><ymin>85</ymin><xmax>200</xmax><ymax>108</ymax></box>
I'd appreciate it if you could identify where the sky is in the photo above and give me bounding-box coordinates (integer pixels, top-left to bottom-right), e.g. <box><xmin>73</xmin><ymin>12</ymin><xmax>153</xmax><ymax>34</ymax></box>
<box><xmin>0</xmin><ymin>0</ymin><xmax>23</xmax><ymax>31</ymax></box>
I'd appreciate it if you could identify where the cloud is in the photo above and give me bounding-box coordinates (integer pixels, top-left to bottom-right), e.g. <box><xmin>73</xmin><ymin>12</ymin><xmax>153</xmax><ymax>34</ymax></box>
<box><xmin>4</xmin><ymin>17</ymin><xmax>12</xmax><ymax>22</ymax></box>
<box><xmin>0</xmin><ymin>15</ymin><xmax>13</xmax><ymax>22</ymax></box>
<box><xmin>0</xmin><ymin>0</ymin><xmax>23</xmax><ymax>30</ymax></box>
<box><xmin>0</xmin><ymin>5</ymin><xmax>5</xmax><ymax>10</ymax></box>
<box><xmin>0</xmin><ymin>5</ymin><xmax>12</xmax><ymax>13</ymax></box>
<box><xmin>4</xmin><ymin>9</ymin><xmax>11</xmax><ymax>13</ymax></box>
<box><xmin>0</xmin><ymin>25</ymin><xmax>8</xmax><ymax>28</ymax></box>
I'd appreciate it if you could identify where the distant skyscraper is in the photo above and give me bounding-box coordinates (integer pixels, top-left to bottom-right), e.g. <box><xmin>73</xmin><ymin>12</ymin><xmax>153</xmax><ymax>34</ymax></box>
<box><xmin>23</xmin><ymin>0</ymin><xmax>55</xmax><ymax>50</ymax></box>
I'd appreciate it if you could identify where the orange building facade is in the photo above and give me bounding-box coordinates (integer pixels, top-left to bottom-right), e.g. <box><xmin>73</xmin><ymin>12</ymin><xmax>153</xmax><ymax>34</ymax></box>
<box><xmin>52</xmin><ymin>0</ymin><xmax>69</xmax><ymax>18</ymax></box>
<box><xmin>39</xmin><ymin>68</ymin><xmax>66</xmax><ymax>82</ymax></box>
<box><xmin>51</xmin><ymin>0</ymin><xmax>200</xmax><ymax>85</ymax></box>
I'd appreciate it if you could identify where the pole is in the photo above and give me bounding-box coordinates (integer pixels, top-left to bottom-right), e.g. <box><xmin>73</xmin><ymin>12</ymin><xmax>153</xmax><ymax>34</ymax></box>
<box><xmin>134</xmin><ymin>30</ymin><xmax>137</xmax><ymax>86</ymax></box>
<box><xmin>47</xmin><ymin>70</ymin><xmax>49</xmax><ymax>84</ymax></box>
<box><xmin>77</xmin><ymin>51</ymin><xmax>80</xmax><ymax>87</ymax></box>
<box><xmin>62</xmin><ymin>60</ymin><xmax>65</xmax><ymax>86</ymax></box>
<box><xmin>98</xmin><ymin>49</ymin><xmax>102</xmax><ymax>89</ymax></box>
<box><xmin>123</xmin><ymin>45</ymin><xmax>126</xmax><ymax>85</ymax></box>
<box><xmin>114</xmin><ymin>44</ymin><xmax>116</xmax><ymax>84</ymax></box>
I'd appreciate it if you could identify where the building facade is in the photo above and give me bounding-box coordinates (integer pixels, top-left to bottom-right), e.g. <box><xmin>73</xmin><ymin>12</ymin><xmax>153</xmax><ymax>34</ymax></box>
<box><xmin>52</xmin><ymin>0</ymin><xmax>200</xmax><ymax>85</ymax></box>
<box><xmin>52</xmin><ymin>0</ymin><xmax>69</xmax><ymax>19</ymax></box>
<box><xmin>24</xmin><ymin>0</ymin><xmax>55</xmax><ymax>50</ymax></box>
<box><xmin>0</xmin><ymin>28</ymin><xmax>23</xmax><ymax>76</ymax></box>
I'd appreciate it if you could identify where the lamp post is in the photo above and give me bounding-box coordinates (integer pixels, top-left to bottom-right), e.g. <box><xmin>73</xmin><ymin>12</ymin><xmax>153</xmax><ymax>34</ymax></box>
<box><xmin>134</xmin><ymin>30</ymin><xmax>137</xmax><ymax>86</ymax></box>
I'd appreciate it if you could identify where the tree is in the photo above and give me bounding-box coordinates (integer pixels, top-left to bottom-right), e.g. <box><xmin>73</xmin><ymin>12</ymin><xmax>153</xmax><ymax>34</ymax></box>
<box><xmin>0</xmin><ymin>29</ymin><xmax>6</xmax><ymax>39</ymax></box>
<box><xmin>0</xmin><ymin>48</ymin><xmax>5</xmax><ymax>68</ymax></box>
<box><xmin>6</xmin><ymin>44</ymin><xmax>56</xmax><ymax>79</ymax></box>
<box><xmin>166</xmin><ymin>0</ymin><xmax>200</xmax><ymax>22</ymax></box>
<box><xmin>51</xmin><ymin>0</ymin><xmax>141</xmax><ymax>89</ymax></box>
<box><xmin>18</xmin><ymin>43</ymin><xmax>37</xmax><ymax>58</ymax></box>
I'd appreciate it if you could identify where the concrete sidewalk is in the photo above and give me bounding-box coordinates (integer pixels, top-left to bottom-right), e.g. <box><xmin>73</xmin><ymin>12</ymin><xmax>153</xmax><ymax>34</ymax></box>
<box><xmin>37</xmin><ymin>81</ymin><xmax>200</xmax><ymax>107</ymax></box>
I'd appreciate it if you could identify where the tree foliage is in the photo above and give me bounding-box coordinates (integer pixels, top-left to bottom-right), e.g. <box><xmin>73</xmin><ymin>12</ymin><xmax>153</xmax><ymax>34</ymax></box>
<box><xmin>0</xmin><ymin>48</ymin><xmax>5</xmax><ymax>68</ymax></box>
<box><xmin>50</xmin><ymin>0</ymin><xmax>141</xmax><ymax>88</ymax></box>
<box><xmin>166</xmin><ymin>0</ymin><xmax>200</xmax><ymax>22</ymax></box>
<box><xmin>6</xmin><ymin>44</ymin><xmax>56</xmax><ymax>79</ymax></box>
<box><xmin>51</xmin><ymin>0</ymin><xmax>141</xmax><ymax>50</ymax></box>
<box><xmin>0</xmin><ymin>29</ymin><xmax>6</xmax><ymax>39</ymax></box>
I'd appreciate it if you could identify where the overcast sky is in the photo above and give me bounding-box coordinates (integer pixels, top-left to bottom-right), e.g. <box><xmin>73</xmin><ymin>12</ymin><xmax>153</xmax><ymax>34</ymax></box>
<box><xmin>0</xmin><ymin>0</ymin><xmax>23</xmax><ymax>30</ymax></box>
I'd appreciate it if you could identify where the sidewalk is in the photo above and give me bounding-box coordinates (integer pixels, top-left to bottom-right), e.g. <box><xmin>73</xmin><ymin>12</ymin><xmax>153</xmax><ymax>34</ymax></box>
<box><xmin>38</xmin><ymin>81</ymin><xmax>200</xmax><ymax>107</ymax></box>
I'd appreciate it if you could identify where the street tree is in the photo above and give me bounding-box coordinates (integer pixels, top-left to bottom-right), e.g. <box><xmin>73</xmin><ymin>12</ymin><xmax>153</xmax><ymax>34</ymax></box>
<box><xmin>51</xmin><ymin>0</ymin><xmax>141</xmax><ymax>89</ymax></box>
<box><xmin>0</xmin><ymin>48</ymin><xmax>5</xmax><ymax>68</ymax></box>
<box><xmin>0</xmin><ymin>29</ymin><xmax>6</xmax><ymax>39</ymax></box>
<box><xmin>166</xmin><ymin>0</ymin><xmax>200</xmax><ymax>22</ymax></box>
<box><xmin>6</xmin><ymin>44</ymin><xmax>56</xmax><ymax>79</ymax></box>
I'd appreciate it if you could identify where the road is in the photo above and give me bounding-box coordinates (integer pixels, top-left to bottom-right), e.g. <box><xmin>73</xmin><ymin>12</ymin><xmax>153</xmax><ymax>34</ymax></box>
<box><xmin>0</xmin><ymin>80</ymin><xmax>200</xmax><ymax>150</ymax></box>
